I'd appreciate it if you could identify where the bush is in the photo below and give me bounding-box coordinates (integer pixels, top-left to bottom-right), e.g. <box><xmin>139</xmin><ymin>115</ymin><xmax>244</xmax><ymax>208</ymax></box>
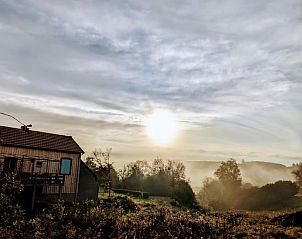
<box><xmin>103</xmin><ymin>196</ymin><xmax>137</xmax><ymax>212</ymax></box>
<box><xmin>142</xmin><ymin>173</ymin><xmax>171</xmax><ymax>197</ymax></box>
<box><xmin>0</xmin><ymin>190</ymin><xmax>301</xmax><ymax>238</ymax></box>
<box><xmin>273</xmin><ymin>211</ymin><xmax>302</xmax><ymax>227</ymax></box>
<box><xmin>0</xmin><ymin>173</ymin><xmax>26</xmax><ymax>238</ymax></box>
<box><xmin>172</xmin><ymin>180</ymin><xmax>197</xmax><ymax>208</ymax></box>
<box><xmin>198</xmin><ymin>178</ymin><xmax>226</xmax><ymax>209</ymax></box>
<box><xmin>236</xmin><ymin>181</ymin><xmax>299</xmax><ymax>210</ymax></box>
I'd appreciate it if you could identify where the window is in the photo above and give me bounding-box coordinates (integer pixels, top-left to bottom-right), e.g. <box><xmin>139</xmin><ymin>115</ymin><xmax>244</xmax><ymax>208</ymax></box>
<box><xmin>60</xmin><ymin>158</ymin><xmax>72</xmax><ymax>175</ymax></box>
<box><xmin>3</xmin><ymin>157</ymin><xmax>17</xmax><ymax>173</ymax></box>
<box><xmin>36</xmin><ymin>161</ymin><xmax>43</xmax><ymax>168</ymax></box>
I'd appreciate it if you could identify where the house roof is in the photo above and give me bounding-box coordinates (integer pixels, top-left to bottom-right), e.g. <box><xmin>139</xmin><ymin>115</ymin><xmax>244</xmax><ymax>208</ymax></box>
<box><xmin>0</xmin><ymin>125</ymin><xmax>84</xmax><ymax>154</ymax></box>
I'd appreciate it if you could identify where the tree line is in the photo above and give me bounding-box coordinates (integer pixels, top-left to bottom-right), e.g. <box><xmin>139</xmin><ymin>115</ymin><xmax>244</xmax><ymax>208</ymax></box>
<box><xmin>86</xmin><ymin>149</ymin><xmax>302</xmax><ymax>210</ymax></box>
<box><xmin>198</xmin><ymin>159</ymin><xmax>301</xmax><ymax>210</ymax></box>
<box><xmin>85</xmin><ymin>149</ymin><xmax>197</xmax><ymax>207</ymax></box>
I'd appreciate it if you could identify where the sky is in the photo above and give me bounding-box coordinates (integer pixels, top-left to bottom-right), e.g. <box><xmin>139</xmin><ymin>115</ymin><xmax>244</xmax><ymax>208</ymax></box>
<box><xmin>0</xmin><ymin>0</ymin><xmax>301</xmax><ymax>167</ymax></box>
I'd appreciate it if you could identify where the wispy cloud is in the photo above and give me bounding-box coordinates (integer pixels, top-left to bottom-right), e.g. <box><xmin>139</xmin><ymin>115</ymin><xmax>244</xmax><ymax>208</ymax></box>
<box><xmin>0</xmin><ymin>0</ymin><xmax>301</xmax><ymax>165</ymax></box>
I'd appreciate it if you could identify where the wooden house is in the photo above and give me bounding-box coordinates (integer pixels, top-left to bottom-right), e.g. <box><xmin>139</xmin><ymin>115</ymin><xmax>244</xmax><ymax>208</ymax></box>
<box><xmin>0</xmin><ymin>125</ymin><xmax>99</xmax><ymax>207</ymax></box>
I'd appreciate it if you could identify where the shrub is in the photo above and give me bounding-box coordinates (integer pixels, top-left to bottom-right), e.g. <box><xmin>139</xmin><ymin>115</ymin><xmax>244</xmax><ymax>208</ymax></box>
<box><xmin>236</xmin><ymin>181</ymin><xmax>299</xmax><ymax>210</ymax></box>
<box><xmin>172</xmin><ymin>180</ymin><xmax>197</xmax><ymax>208</ymax></box>
<box><xmin>103</xmin><ymin>196</ymin><xmax>137</xmax><ymax>212</ymax></box>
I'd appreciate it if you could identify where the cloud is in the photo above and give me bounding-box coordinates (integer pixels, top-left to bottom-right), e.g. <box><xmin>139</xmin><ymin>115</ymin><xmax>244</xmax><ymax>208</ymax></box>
<box><xmin>0</xmin><ymin>0</ymin><xmax>301</xmax><ymax>165</ymax></box>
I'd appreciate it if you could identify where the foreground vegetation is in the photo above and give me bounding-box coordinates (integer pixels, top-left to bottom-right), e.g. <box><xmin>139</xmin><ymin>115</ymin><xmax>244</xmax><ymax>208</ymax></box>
<box><xmin>1</xmin><ymin>193</ymin><xmax>302</xmax><ymax>239</ymax></box>
<box><xmin>1</xmin><ymin>173</ymin><xmax>302</xmax><ymax>239</ymax></box>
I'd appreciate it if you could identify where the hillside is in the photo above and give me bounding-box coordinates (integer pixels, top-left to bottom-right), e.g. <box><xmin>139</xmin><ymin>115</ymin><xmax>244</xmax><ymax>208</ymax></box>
<box><xmin>185</xmin><ymin>160</ymin><xmax>295</xmax><ymax>190</ymax></box>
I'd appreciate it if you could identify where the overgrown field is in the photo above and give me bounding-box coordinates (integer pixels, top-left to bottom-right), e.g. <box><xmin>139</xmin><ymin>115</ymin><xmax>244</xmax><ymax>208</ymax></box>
<box><xmin>1</xmin><ymin>195</ymin><xmax>302</xmax><ymax>239</ymax></box>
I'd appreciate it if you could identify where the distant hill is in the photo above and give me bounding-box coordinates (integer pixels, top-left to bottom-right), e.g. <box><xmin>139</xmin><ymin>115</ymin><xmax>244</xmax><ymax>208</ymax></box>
<box><xmin>184</xmin><ymin>161</ymin><xmax>295</xmax><ymax>191</ymax></box>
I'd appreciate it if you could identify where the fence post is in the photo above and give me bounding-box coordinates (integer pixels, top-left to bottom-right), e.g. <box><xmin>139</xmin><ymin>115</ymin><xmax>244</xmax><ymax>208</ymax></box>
<box><xmin>31</xmin><ymin>177</ymin><xmax>37</xmax><ymax>211</ymax></box>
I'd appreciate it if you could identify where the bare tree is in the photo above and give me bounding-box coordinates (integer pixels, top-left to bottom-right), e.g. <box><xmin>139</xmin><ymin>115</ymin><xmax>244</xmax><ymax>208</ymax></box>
<box><xmin>85</xmin><ymin>148</ymin><xmax>113</xmax><ymax>197</ymax></box>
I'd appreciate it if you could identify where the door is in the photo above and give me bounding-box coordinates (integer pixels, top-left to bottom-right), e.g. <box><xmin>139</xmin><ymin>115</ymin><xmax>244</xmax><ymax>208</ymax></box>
<box><xmin>3</xmin><ymin>157</ymin><xmax>18</xmax><ymax>173</ymax></box>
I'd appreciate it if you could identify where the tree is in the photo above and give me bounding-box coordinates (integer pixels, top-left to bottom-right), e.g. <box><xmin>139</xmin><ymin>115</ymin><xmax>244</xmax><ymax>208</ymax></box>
<box><xmin>292</xmin><ymin>163</ymin><xmax>302</xmax><ymax>191</ymax></box>
<box><xmin>214</xmin><ymin>158</ymin><xmax>242</xmax><ymax>187</ymax></box>
<box><xmin>213</xmin><ymin>159</ymin><xmax>242</xmax><ymax>208</ymax></box>
<box><xmin>86</xmin><ymin>148</ymin><xmax>118</xmax><ymax>196</ymax></box>
<box><xmin>198</xmin><ymin>178</ymin><xmax>226</xmax><ymax>209</ymax></box>
<box><xmin>143</xmin><ymin>171</ymin><xmax>171</xmax><ymax>196</ymax></box>
<box><xmin>150</xmin><ymin>157</ymin><xmax>165</xmax><ymax>176</ymax></box>
<box><xmin>118</xmin><ymin>158</ymin><xmax>188</xmax><ymax>197</ymax></box>
<box><xmin>166</xmin><ymin>160</ymin><xmax>186</xmax><ymax>186</ymax></box>
<box><xmin>118</xmin><ymin>161</ymin><xmax>148</xmax><ymax>191</ymax></box>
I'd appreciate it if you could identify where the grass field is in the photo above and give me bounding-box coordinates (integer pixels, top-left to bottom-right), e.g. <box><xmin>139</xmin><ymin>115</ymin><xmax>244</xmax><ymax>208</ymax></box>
<box><xmin>101</xmin><ymin>191</ymin><xmax>302</xmax><ymax>212</ymax></box>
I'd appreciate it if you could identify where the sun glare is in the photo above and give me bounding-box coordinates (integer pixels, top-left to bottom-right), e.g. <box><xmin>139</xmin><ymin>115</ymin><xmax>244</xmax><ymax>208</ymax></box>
<box><xmin>145</xmin><ymin>109</ymin><xmax>179</xmax><ymax>146</ymax></box>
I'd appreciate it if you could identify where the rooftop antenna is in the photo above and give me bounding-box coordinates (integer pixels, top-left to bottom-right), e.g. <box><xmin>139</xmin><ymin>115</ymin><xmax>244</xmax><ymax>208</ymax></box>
<box><xmin>0</xmin><ymin>112</ymin><xmax>32</xmax><ymax>132</ymax></box>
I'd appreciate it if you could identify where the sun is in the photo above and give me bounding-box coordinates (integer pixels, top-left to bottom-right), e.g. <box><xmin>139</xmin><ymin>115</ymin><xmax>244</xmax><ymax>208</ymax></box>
<box><xmin>145</xmin><ymin>109</ymin><xmax>179</xmax><ymax>146</ymax></box>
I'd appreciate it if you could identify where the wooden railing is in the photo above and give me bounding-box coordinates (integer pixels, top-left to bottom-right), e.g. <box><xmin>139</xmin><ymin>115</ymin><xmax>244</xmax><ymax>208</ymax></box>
<box><xmin>0</xmin><ymin>154</ymin><xmax>64</xmax><ymax>187</ymax></box>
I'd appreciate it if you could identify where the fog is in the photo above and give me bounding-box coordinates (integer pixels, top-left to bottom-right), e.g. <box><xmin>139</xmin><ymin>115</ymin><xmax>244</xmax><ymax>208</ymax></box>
<box><xmin>185</xmin><ymin>160</ymin><xmax>295</xmax><ymax>191</ymax></box>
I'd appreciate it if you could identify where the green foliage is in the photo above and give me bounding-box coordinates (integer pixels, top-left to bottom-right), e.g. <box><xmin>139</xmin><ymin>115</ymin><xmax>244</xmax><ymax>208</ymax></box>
<box><xmin>0</xmin><ymin>173</ymin><xmax>26</xmax><ymax>238</ymax></box>
<box><xmin>88</xmin><ymin>154</ymin><xmax>196</xmax><ymax>205</ymax></box>
<box><xmin>143</xmin><ymin>171</ymin><xmax>172</xmax><ymax>196</ymax></box>
<box><xmin>201</xmin><ymin>179</ymin><xmax>299</xmax><ymax>211</ymax></box>
<box><xmin>118</xmin><ymin>158</ymin><xmax>187</xmax><ymax>197</ymax></box>
<box><xmin>0</xmin><ymin>172</ymin><xmax>24</xmax><ymax>198</ymax></box>
<box><xmin>86</xmin><ymin>148</ymin><xmax>119</xmax><ymax>191</ymax></box>
<box><xmin>199</xmin><ymin>159</ymin><xmax>299</xmax><ymax>211</ymax></box>
<box><xmin>198</xmin><ymin>178</ymin><xmax>229</xmax><ymax>210</ymax></box>
<box><xmin>199</xmin><ymin>159</ymin><xmax>242</xmax><ymax>209</ymax></box>
<box><xmin>102</xmin><ymin>196</ymin><xmax>138</xmax><ymax>212</ymax></box>
<box><xmin>236</xmin><ymin>181</ymin><xmax>299</xmax><ymax>210</ymax></box>
<box><xmin>118</xmin><ymin>161</ymin><xmax>145</xmax><ymax>191</ymax></box>
<box><xmin>172</xmin><ymin>180</ymin><xmax>197</xmax><ymax>208</ymax></box>
<box><xmin>214</xmin><ymin>158</ymin><xmax>242</xmax><ymax>187</ymax></box>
